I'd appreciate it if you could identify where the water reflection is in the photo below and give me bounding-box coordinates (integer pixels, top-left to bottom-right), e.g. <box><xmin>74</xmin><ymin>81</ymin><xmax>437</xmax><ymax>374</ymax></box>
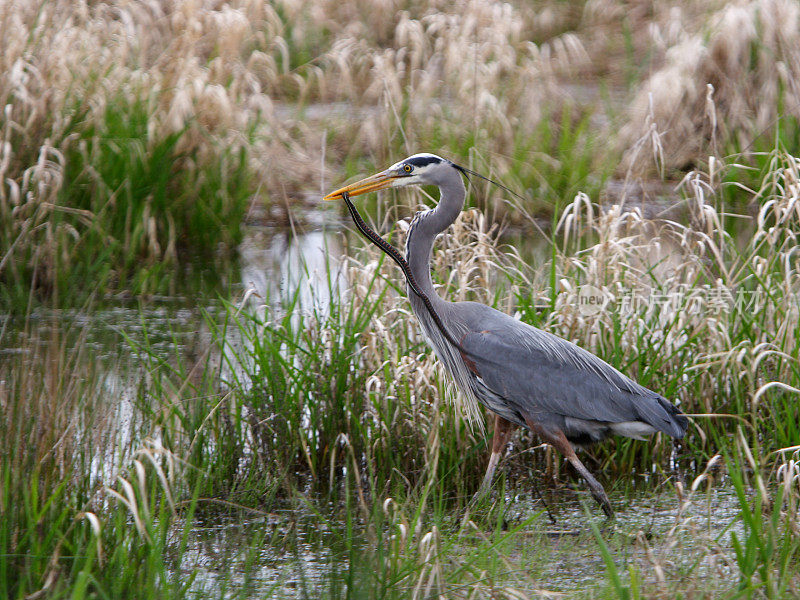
<box><xmin>239</xmin><ymin>225</ymin><xmax>344</xmax><ymax>318</ymax></box>
<box><xmin>180</xmin><ymin>484</ymin><xmax>744</xmax><ymax>598</ymax></box>
<box><xmin>1</xmin><ymin>218</ymin><xmax>347</xmax><ymax>491</ymax></box>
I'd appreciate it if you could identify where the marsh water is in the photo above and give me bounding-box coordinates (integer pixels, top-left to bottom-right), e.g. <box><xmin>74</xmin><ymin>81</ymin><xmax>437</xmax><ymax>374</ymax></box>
<box><xmin>4</xmin><ymin>198</ymin><xmax>740</xmax><ymax>597</ymax></box>
<box><xmin>178</xmin><ymin>485</ymin><xmax>743</xmax><ymax>597</ymax></box>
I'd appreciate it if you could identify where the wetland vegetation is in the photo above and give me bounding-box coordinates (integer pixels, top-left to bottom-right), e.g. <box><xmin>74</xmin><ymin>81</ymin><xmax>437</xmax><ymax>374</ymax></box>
<box><xmin>2</xmin><ymin>0</ymin><xmax>800</xmax><ymax>598</ymax></box>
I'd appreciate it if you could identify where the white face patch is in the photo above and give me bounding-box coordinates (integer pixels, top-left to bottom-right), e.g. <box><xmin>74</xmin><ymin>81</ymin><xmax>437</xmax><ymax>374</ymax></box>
<box><xmin>386</xmin><ymin>152</ymin><xmax>452</xmax><ymax>190</ymax></box>
<box><xmin>389</xmin><ymin>153</ymin><xmax>445</xmax><ymax>172</ymax></box>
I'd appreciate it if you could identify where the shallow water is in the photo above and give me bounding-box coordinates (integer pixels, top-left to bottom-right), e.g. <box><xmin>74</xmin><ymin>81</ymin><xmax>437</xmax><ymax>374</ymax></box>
<box><xmin>3</xmin><ymin>201</ymin><xmax>753</xmax><ymax>597</ymax></box>
<box><xmin>0</xmin><ymin>213</ymin><xmax>344</xmax><ymax>489</ymax></box>
<box><xmin>176</xmin><ymin>484</ymin><xmax>744</xmax><ymax>597</ymax></box>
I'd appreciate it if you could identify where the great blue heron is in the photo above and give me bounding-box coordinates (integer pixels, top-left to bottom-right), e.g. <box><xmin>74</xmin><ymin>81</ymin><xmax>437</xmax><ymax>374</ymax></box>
<box><xmin>325</xmin><ymin>153</ymin><xmax>688</xmax><ymax>517</ymax></box>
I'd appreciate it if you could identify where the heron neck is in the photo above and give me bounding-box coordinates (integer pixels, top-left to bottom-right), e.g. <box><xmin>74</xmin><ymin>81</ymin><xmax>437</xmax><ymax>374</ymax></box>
<box><xmin>405</xmin><ymin>170</ymin><xmax>465</xmax><ymax>305</ymax></box>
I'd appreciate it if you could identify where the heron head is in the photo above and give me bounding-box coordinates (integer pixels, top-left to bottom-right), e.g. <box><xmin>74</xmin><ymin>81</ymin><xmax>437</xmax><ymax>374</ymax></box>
<box><xmin>324</xmin><ymin>153</ymin><xmax>453</xmax><ymax>201</ymax></box>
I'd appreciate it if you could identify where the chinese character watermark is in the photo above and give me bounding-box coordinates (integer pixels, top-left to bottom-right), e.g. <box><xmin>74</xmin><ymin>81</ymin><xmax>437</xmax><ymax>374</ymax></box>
<box><xmin>572</xmin><ymin>285</ymin><xmax>795</xmax><ymax>316</ymax></box>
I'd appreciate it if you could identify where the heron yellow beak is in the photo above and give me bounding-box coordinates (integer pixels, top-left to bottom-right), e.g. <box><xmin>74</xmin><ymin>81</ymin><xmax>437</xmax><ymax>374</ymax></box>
<box><xmin>323</xmin><ymin>170</ymin><xmax>397</xmax><ymax>201</ymax></box>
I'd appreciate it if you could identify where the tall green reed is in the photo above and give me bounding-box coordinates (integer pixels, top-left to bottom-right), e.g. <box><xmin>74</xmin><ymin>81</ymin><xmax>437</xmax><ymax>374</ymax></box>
<box><xmin>0</xmin><ymin>94</ymin><xmax>253</xmax><ymax>310</ymax></box>
<box><xmin>0</xmin><ymin>320</ymin><xmax>205</xmax><ymax>598</ymax></box>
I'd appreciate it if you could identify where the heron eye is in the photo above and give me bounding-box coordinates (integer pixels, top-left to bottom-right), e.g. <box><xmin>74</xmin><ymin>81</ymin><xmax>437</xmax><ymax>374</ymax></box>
<box><xmin>403</xmin><ymin>164</ymin><xmax>413</xmax><ymax>173</ymax></box>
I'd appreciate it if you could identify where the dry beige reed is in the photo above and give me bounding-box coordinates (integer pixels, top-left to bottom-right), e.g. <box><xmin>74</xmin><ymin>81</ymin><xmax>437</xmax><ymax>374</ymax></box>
<box><xmin>620</xmin><ymin>0</ymin><xmax>800</xmax><ymax>175</ymax></box>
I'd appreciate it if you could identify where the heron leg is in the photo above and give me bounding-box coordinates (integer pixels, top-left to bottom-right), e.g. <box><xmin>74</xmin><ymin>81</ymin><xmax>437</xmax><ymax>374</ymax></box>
<box><xmin>525</xmin><ymin>420</ymin><xmax>614</xmax><ymax>518</ymax></box>
<box><xmin>473</xmin><ymin>415</ymin><xmax>516</xmax><ymax>501</ymax></box>
<box><xmin>564</xmin><ymin>452</ymin><xmax>614</xmax><ymax>518</ymax></box>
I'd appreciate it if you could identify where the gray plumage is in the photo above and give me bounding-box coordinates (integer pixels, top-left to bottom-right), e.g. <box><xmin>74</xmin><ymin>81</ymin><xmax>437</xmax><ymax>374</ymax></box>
<box><xmin>400</xmin><ymin>155</ymin><xmax>687</xmax><ymax>444</ymax></box>
<box><xmin>327</xmin><ymin>152</ymin><xmax>689</xmax><ymax>516</ymax></box>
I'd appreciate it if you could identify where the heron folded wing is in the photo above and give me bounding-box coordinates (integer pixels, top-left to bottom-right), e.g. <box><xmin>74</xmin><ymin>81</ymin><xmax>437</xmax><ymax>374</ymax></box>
<box><xmin>459</xmin><ymin>328</ymin><xmax>687</xmax><ymax>438</ymax></box>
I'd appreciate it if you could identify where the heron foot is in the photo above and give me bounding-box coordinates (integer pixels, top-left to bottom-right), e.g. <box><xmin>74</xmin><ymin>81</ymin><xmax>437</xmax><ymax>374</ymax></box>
<box><xmin>568</xmin><ymin>457</ymin><xmax>614</xmax><ymax>519</ymax></box>
<box><xmin>525</xmin><ymin>421</ymin><xmax>615</xmax><ymax>519</ymax></box>
<box><xmin>590</xmin><ymin>486</ymin><xmax>615</xmax><ymax>519</ymax></box>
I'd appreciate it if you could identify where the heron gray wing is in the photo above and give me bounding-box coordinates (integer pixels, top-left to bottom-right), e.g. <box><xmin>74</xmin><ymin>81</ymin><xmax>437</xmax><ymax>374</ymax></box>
<box><xmin>458</xmin><ymin>320</ymin><xmax>687</xmax><ymax>438</ymax></box>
